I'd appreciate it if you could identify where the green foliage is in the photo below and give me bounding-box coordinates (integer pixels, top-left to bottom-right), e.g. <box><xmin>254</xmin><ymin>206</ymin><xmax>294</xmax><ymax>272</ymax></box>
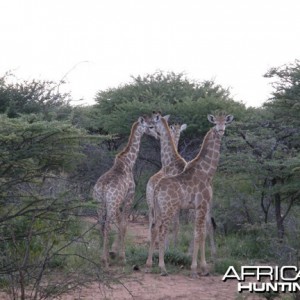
<box><xmin>213</xmin><ymin>258</ymin><xmax>241</xmax><ymax>275</ymax></box>
<box><xmin>126</xmin><ymin>245</ymin><xmax>191</xmax><ymax>271</ymax></box>
<box><xmin>0</xmin><ymin>63</ymin><xmax>300</xmax><ymax>297</ymax></box>
<box><xmin>0</xmin><ymin>112</ymin><xmax>106</xmax><ymax>298</ymax></box>
<box><xmin>264</xmin><ymin>59</ymin><xmax>300</xmax><ymax>126</ymax></box>
<box><xmin>0</xmin><ymin>115</ymin><xmax>86</xmax><ymax>192</ymax></box>
<box><xmin>0</xmin><ymin>72</ymin><xmax>72</xmax><ymax>120</ymax></box>
<box><xmin>126</xmin><ymin>246</ymin><xmax>153</xmax><ymax>266</ymax></box>
<box><xmin>94</xmin><ymin>71</ymin><xmax>247</xmax><ymax>135</ymax></box>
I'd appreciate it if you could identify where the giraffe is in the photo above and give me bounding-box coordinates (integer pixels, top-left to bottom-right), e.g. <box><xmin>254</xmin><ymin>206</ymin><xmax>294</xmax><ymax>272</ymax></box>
<box><xmin>146</xmin><ymin>121</ymin><xmax>187</xmax><ymax>244</ymax></box>
<box><xmin>147</xmin><ymin>113</ymin><xmax>187</xmax><ymax>240</ymax></box>
<box><xmin>146</xmin><ymin>113</ymin><xmax>233</xmax><ymax>277</ymax></box>
<box><xmin>148</xmin><ymin>114</ymin><xmax>216</xmax><ymax>255</ymax></box>
<box><xmin>93</xmin><ymin>115</ymin><xmax>158</xmax><ymax>268</ymax></box>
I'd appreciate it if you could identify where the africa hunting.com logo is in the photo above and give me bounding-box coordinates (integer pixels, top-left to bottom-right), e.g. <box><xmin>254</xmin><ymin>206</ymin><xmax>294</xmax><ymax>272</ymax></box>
<box><xmin>223</xmin><ymin>266</ymin><xmax>300</xmax><ymax>293</ymax></box>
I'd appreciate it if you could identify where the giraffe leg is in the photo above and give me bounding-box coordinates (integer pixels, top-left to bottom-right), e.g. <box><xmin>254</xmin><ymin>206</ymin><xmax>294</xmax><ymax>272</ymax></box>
<box><xmin>110</xmin><ymin>210</ymin><xmax>121</xmax><ymax>259</ymax></box>
<box><xmin>190</xmin><ymin>215</ymin><xmax>215</xmax><ymax>265</ymax></box>
<box><xmin>188</xmin><ymin>210</ymin><xmax>195</xmax><ymax>256</ymax></box>
<box><xmin>207</xmin><ymin>187</ymin><xmax>216</xmax><ymax>261</ymax></box>
<box><xmin>146</xmin><ymin>184</ymin><xmax>154</xmax><ymax>244</ymax></box>
<box><xmin>98</xmin><ymin>203</ymin><xmax>110</xmax><ymax>268</ymax></box>
<box><xmin>199</xmin><ymin>223</ymin><xmax>208</xmax><ymax>275</ymax></box>
<box><xmin>101</xmin><ymin>218</ymin><xmax>110</xmax><ymax>268</ymax></box>
<box><xmin>172</xmin><ymin>211</ymin><xmax>180</xmax><ymax>248</ymax></box>
<box><xmin>191</xmin><ymin>209</ymin><xmax>208</xmax><ymax>278</ymax></box>
<box><xmin>118</xmin><ymin>185</ymin><xmax>134</xmax><ymax>265</ymax></box>
<box><xmin>207</xmin><ymin>215</ymin><xmax>216</xmax><ymax>261</ymax></box>
<box><xmin>148</xmin><ymin>211</ymin><xmax>153</xmax><ymax>244</ymax></box>
<box><xmin>159</xmin><ymin>221</ymin><xmax>169</xmax><ymax>276</ymax></box>
<box><xmin>118</xmin><ymin>211</ymin><xmax>127</xmax><ymax>265</ymax></box>
<box><xmin>145</xmin><ymin>220</ymin><xmax>158</xmax><ymax>272</ymax></box>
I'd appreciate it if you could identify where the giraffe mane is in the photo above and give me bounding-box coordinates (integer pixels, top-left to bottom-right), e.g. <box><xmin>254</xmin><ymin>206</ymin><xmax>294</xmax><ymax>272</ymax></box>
<box><xmin>184</xmin><ymin>127</ymin><xmax>214</xmax><ymax>170</ymax></box>
<box><xmin>116</xmin><ymin>121</ymin><xmax>139</xmax><ymax>158</ymax></box>
<box><xmin>160</xmin><ymin>116</ymin><xmax>181</xmax><ymax>158</ymax></box>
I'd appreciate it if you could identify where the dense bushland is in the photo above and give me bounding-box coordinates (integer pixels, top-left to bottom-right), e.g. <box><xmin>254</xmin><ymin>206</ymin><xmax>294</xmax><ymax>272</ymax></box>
<box><xmin>0</xmin><ymin>61</ymin><xmax>299</xmax><ymax>299</ymax></box>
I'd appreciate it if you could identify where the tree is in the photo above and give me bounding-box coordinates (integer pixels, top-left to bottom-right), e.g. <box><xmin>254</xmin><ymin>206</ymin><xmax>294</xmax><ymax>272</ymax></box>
<box><xmin>0</xmin><ymin>72</ymin><xmax>72</xmax><ymax>120</ymax></box>
<box><xmin>264</xmin><ymin>59</ymin><xmax>300</xmax><ymax>127</ymax></box>
<box><xmin>93</xmin><ymin>71</ymin><xmax>238</xmax><ymax>135</ymax></box>
<box><xmin>219</xmin><ymin>60</ymin><xmax>300</xmax><ymax>240</ymax></box>
<box><xmin>0</xmin><ymin>115</ymin><xmax>106</xmax><ymax>299</ymax></box>
<box><xmin>262</xmin><ymin>59</ymin><xmax>300</xmax><ymax>239</ymax></box>
<box><xmin>88</xmin><ymin>71</ymin><xmax>250</xmax><ymax>227</ymax></box>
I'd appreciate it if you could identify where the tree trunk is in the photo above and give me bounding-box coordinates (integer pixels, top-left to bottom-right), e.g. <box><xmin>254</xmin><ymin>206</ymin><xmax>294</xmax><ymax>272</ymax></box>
<box><xmin>274</xmin><ymin>192</ymin><xmax>284</xmax><ymax>240</ymax></box>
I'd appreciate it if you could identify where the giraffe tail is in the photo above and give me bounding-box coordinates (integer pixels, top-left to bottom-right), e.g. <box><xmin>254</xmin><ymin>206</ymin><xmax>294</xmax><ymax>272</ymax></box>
<box><xmin>93</xmin><ymin>187</ymin><xmax>107</xmax><ymax>234</ymax></box>
<box><xmin>152</xmin><ymin>186</ymin><xmax>162</xmax><ymax>228</ymax></box>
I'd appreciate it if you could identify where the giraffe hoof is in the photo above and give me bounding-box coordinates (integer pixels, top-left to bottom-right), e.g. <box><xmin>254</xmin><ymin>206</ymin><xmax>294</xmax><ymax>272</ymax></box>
<box><xmin>109</xmin><ymin>251</ymin><xmax>117</xmax><ymax>259</ymax></box>
<box><xmin>145</xmin><ymin>260</ymin><xmax>153</xmax><ymax>273</ymax></box>
<box><xmin>190</xmin><ymin>272</ymin><xmax>200</xmax><ymax>279</ymax></box>
<box><xmin>132</xmin><ymin>264</ymin><xmax>140</xmax><ymax>271</ymax></box>
<box><xmin>160</xmin><ymin>271</ymin><xmax>168</xmax><ymax>276</ymax></box>
<box><xmin>200</xmin><ymin>265</ymin><xmax>210</xmax><ymax>276</ymax></box>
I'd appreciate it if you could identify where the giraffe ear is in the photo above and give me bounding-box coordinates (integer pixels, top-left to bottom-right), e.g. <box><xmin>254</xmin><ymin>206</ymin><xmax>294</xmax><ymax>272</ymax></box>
<box><xmin>163</xmin><ymin>115</ymin><xmax>170</xmax><ymax>121</ymax></box>
<box><xmin>225</xmin><ymin>115</ymin><xmax>234</xmax><ymax>124</ymax></box>
<box><xmin>138</xmin><ymin>116</ymin><xmax>145</xmax><ymax>124</ymax></box>
<box><xmin>180</xmin><ymin>124</ymin><xmax>187</xmax><ymax>132</ymax></box>
<box><xmin>152</xmin><ymin>113</ymin><xmax>160</xmax><ymax>122</ymax></box>
<box><xmin>207</xmin><ymin>114</ymin><xmax>216</xmax><ymax>124</ymax></box>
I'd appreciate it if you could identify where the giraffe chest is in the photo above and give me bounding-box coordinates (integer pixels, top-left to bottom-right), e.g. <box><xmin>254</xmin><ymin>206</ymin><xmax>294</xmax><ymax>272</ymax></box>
<box><xmin>175</xmin><ymin>175</ymin><xmax>211</xmax><ymax>209</ymax></box>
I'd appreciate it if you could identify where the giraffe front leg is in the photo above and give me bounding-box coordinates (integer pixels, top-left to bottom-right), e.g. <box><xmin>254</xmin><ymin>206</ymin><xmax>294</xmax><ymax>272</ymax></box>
<box><xmin>118</xmin><ymin>213</ymin><xmax>127</xmax><ymax>265</ymax></box>
<box><xmin>207</xmin><ymin>214</ymin><xmax>216</xmax><ymax>262</ymax></box>
<box><xmin>191</xmin><ymin>209</ymin><xmax>208</xmax><ymax>278</ymax></box>
<box><xmin>172</xmin><ymin>210</ymin><xmax>180</xmax><ymax>248</ymax></box>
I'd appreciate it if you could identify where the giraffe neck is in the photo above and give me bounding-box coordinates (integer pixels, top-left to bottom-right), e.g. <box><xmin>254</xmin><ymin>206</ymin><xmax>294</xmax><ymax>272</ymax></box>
<box><xmin>116</xmin><ymin>121</ymin><xmax>143</xmax><ymax>170</ymax></box>
<box><xmin>189</xmin><ymin>128</ymin><xmax>222</xmax><ymax>178</ymax></box>
<box><xmin>159</xmin><ymin>119</ymin><xmax>180</xmax><ymax>168</ymax></box>
<box><xmin>172</xmin><ymin>132</ymin><xmax>181</xmax><ymax>149</ymax></box>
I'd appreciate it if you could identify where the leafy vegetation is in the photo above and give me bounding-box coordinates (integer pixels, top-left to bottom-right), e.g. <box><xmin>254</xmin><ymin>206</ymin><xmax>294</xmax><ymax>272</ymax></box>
<box><xmin>0</xmin><ymin>62</ymin><xmax>299</xmax><ymax>299</ymax></box>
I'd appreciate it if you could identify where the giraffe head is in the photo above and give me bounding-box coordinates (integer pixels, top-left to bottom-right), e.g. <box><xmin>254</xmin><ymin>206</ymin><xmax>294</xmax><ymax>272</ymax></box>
<box><xmin>207</xmin><ymin>114</ymin><xmax>234</xmax><ymax>137</ymax></box>
<box><xmin>138</xmin><ymin>115</ymin><xmax>159</xmax><ymax>139</ymax></box>
<box><xmin>169</xmin><ymin>123</ymin><xmax>187</xmax><ymax>147</ymax></box>
<box><xmin>151</xmin><ymin>111</ymin><xmax>170</xmax><ymax>137</ymax></box>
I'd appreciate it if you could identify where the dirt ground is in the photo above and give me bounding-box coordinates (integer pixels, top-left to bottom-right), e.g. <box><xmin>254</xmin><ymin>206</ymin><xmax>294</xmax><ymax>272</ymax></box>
<box><xmin>0</xmin><ymin>219</ymin><xmax>265</xmax><ymax>300</ymax></box>
<box><xmin>64</xmin><ymin>219</ymin><xmax>264</xmax><ymax>300</ymax></box>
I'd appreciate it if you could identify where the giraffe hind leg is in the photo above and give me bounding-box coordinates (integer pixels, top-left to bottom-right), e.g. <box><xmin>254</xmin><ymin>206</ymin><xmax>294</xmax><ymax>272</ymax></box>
<box><xmin>97</xmin><ymin>203</ymin><xmax>110</xmax><ymax>268</ymax></box>
<box><xmin>110</xmin><ymin>210</ymin><xmax>121</xmax><ymax>260</ymax></box>
<box><xmin>145</xmin><ymin>218</ymin><xmax>159</xmax><ymax>272</ymax></box>
<box><xmin>101</xmin><ymin>218</ymin><xmax>110</xmax><ymax>268</ymax></box>
<box><xmin>158</xmin><ymin>220</ymin><xmax>170</xmax><ymax>276</ymax></box>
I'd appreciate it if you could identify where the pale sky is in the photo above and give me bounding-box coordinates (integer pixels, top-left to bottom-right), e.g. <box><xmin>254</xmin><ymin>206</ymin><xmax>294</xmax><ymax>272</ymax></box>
<box><xmin>1</xmin><ymin>0</ymin><xmax>299</xmax><ymax>107</ymax></box>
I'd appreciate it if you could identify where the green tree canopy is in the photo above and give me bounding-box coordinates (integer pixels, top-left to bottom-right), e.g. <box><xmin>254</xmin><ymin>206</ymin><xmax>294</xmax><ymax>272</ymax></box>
<box><xmin>0</xmin><ymin>73</ymin><xmax>72</xmax><ymax>120</ymax></box>
<box><xmin>93</xmin><ymin>71</ymin><xmax>247</xmax><ymax>136</ymax></box>
<box><xmin>264</xmin><ymin>59</ymin><xmax>300</xmax><ymax>127</ymax></box>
